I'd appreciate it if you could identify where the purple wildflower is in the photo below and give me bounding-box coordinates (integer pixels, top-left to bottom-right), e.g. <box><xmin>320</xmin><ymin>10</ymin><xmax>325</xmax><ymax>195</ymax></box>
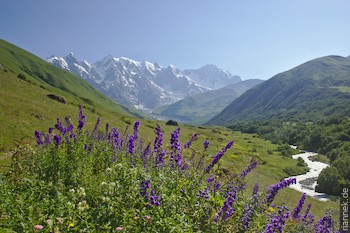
<box><xmin>133</xmin><ymin>120</ymin><xmax>140</xmax><ymax>138</ymax></box>
<box><xmin>184</xmin><ymin>133</ymin><xmax>197</xmax><ymax>149</ymax></box>
<box><xmin>91</xmin><ymin>116</ymin><xmax>100</xmax><ymax>137</ymax></box>
<box><xmin>170</xmin><ymin>128</ymin><xmax>181</xmax><ymax>150</ymax></box>
<box><xmin>264</xmin><ymin>178</ymin><xmax>296</xmax><ymax>204</ymax></box>
<box><xmin>78</xmin><ymin>105</ymin><xmax>85</xmax><ymax>131</ymax></box>
<box><xmin>214</xmin><ymin>186</ymin><xmax>237</xmax><ymax>222</ymax></box>
<box><xmin>204</xmin><ymin>140</ymin><xmax>210</xmax><ymax>150</ymax></box>
<box><xmin>240</xmin><ymin>159</ymin><xmax>258</xmax><ymax>179</ymax></box>
<box><xmin>146</xmin><ymin>189</ymin><xmax>161</xmax><ymax>206</ymax></box>
<box><xmin>70</xmin><ymin>133</ymin><xmax>76</xmax><ymax>141</ymax></box>
<box><xmin>140</xmin><ymin>180</ymin><xmax>151</xmax><ymax>196</ymax></box>
<box><xmin>156</xmin><ymin>150</ymin><xmax>166</xmax><ymax>166</ymax></box>
<box><xmin>111</xmin><ymin>127</ymin><xmax>120</xmax><ymax>148</ymax></box>
<box><xmin>264</xmin><ymin>204</ymin><xmax>290</xmax><ymax>233</ymax></box>
<box><xmin>303</xmin><ymin>204</ymin><xmax>312</xmax><ymax>219</ymax></box>
<box><xmin>141</xmin><ymin>143</ymin><xmax>151</xmax><ymax>168</ymax></box>
<box><xmin>214</xmin><ymin>182</ymin><xmax>221</xmax><ymax>191</ymax></box>
<box><xmin>55</xmin><ymin>118</ymin><xmax>65</xmax><ymax>134</ymax></box>
<box><xmin>170</xmin><ymin>128</ymin><xmax>182</xmax><ymax>168</ymax></box>
<box><xmin>127</xmin><ymin>135</ymin><xmax>135</xmax><ymax>155</ymax></box>
<box><xmin>197</xmin><ymin>189</ymin><xmax>210</xmax><ymax>200</ymax></box>
<box><xmin>44</xmin><ymin>127</ymin><xmax>53</xmax><ymax>144</ymax></box>
<box><xmin>65</xmin><ymin>117</ymin><xmax>74</xmax><ymax>133</ymax></box>
<box><xmin>34</xmin><ymin>130</ymin><xmax>43</xmax><ymax>145</ymax></box>
<box><xmin>53</xmin><ymin>135</ymin><xmax>61</xmax><ymax>146</ymax></box>
<box><xmin>180</xmin><ymin>188</ymin><xmax>185</xmax><ymax>195</ymax></box>
<box><xmin>240</xmin><ymin>204</ymin><xmax>253</xmax><ymax>230</ymax></box>
<box><xmin>84</xmin><ymin>144</ymin><xmax>88</xmax><ymax>151</ymax></box>
<box><xmin>292</xmin><ymin>193</ymin><xmax>306</xmax><ymax>220</ymax></box>
<box><xmin>105</xmin><ymin>122</ymin><xmax>109</xmax><ymax>134</ymax></box>
<box><xmin>253</xmin><ymin>183</ymin><xmax>259</xmax><ymax>196</ymax></box>
<box><xmin>315</xmin><ymin>213</ymin><xmax>334</xmax><ymax>233</ymax></box>
<box><xmin>205</xmin><ymin>140</ymin><xmax>234</xmax><ymax>172</ymax></box>
<box><xmin>302</xmin><ymin>204</ymin><xmax>314</xmax><ymax>225</ymax></box>
<box><xmin>153</xmin><ymin>124</ymin><xmax>163</xmax><ymax>153</ymax></box>
<box><xmin>207</xmin><ymin>177</ymin><xmax>214</xmax><ymax>183</ymax></box>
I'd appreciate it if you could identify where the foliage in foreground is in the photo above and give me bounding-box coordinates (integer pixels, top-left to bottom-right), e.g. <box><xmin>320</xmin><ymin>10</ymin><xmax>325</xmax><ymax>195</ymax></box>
<box><xmin>0</xmin><ymin>106</ymin><xmax>339</xmax><ymax>232</ymax></box>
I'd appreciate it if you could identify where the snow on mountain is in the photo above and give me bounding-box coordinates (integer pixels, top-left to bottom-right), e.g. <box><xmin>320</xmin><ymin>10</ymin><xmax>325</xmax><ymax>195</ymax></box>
<box><xmin>183</xmin><ymin>64</ymin><xmax>242</xmax><ymax>90</ymax></box>
<box><xmin>47</xmin><ymin>53</ymin><xmax>211</xmax><ymax>111</ymax></box>
<box><xmin>47</xmin><ymin>53</ymin><xmax>242</xmax><ymax>112</ymax></box>
<box><xmin>47</xmin><ymin>56</ymin><xmax>70</xmax><ymax>70</ymax></box>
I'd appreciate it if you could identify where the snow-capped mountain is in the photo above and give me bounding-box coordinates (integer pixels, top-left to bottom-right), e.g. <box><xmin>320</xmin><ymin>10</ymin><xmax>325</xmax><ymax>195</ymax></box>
<box><xmin>47</xmin><ymin>54</ymin><xmax>210</xmax><ymax>110</ymax></box>
<box><xmin>183</xmin><ymin>64</ymin><xmax>241</xmax><ymax>89</ymax></box>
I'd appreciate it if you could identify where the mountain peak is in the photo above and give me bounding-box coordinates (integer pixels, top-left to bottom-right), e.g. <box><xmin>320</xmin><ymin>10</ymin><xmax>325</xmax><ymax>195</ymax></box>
<box><xmin>115</xmin><ymin>57</ymin><xmax>141</xmax><ymax>67</ymax></box>
<box><xmin>183</xmin><ymin>65</ymin><xmax>241</xmax><ymax>90</ymax></box>
<box><xmin>201</xmin><ymin>64</ymin><xmax>219</xmax><ymax>70</ymax></box>
<box><xmin>64</xmin><ymin>52</ymin><xmax>78</xmax><ymax>64</ymax></box>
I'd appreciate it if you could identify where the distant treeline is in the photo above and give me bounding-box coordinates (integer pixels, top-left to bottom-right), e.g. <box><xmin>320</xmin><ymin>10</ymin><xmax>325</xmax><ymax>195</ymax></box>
<box><xmin>229</xmin><ymin>115</ymin><xmax>350</xmax><ymax>196</ymax></box>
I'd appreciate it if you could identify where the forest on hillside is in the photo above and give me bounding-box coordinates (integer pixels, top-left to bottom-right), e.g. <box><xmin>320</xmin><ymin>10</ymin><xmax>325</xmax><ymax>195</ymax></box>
<box><xmin>230</xmin><ymin>115</ymin><xmax>350</xmax><ymax>196</ymax></box>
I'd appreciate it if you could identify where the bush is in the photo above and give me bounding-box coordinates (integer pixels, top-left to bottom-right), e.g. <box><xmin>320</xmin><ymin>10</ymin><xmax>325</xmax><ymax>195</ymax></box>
<box><xmin>17</xmin><ymin>73</ymin><xmax>27</xmax><ymax>81</ymax></box>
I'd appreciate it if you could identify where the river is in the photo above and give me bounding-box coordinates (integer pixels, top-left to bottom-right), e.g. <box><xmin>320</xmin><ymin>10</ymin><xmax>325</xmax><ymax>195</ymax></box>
<box><xmin>288</xmin><ymin>148</ymin><xmax>330</xmax><ymax>201</ymax></box>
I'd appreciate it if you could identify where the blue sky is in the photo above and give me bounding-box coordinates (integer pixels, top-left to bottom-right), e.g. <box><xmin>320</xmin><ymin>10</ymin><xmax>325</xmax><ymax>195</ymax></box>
<box><xmin>1</xmin><ymin>0</ymin><xmax>349</xmax><ymax>80</ymax></box>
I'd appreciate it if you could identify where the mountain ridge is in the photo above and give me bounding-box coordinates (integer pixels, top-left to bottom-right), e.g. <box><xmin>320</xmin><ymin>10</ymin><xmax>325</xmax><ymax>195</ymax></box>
<box><xmin>47</xmin><ymin>53</ymin><xmax>242</xmax><ymax>111</ymax></box>
<box><xmin>207</xmin><ymin>55</ymin><xmax>350</xmax><ymax>125</ymax></box>
<box><xmin>153</xmin><ymin>79</ymin><xmax>263</xmax><ymax>124</ymax></box>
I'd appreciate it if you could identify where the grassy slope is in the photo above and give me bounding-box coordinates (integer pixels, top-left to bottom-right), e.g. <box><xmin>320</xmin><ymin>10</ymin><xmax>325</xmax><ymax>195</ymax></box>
<box><xmin>208</xmin><ymin>55</ymin><xmax>350</xmax><ymax>125</ymax></box>
<box><xmin>0</xmin><ymin>39</ymin><xmax>338</xmax><ymax>221</ymax></box>
<box><xmin>0</xmin><ymin>39</ymin><xmax>146</xmax><ymax>152</ymax></box>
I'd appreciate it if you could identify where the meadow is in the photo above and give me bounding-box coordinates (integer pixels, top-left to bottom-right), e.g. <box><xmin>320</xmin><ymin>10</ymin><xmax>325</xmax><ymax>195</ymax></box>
<box><xmin>0</xmin><ymin>105</ymin><xmax>340</xmax><ymax>232</ymax></box>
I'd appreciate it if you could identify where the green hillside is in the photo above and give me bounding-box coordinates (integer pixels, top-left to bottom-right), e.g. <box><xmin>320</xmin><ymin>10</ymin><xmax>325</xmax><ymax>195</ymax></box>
<box><xmin>0</xmin><ymin>39</ymin><xmax>145</xmax><ymax>153</ymax></box>
<box><xmin>207</xmin><ymin>55</ymin><xmax>350</xmax><ymax>125</ymax></box>
<box><xmin>207</xmin><ymin>55</ymin><xmax>350</xmax><ymax>196</ymax></box>
<box><xmin>153</xmin><ymin>79</ymin><xmax>263</xmax><ymax>125</ymax></box>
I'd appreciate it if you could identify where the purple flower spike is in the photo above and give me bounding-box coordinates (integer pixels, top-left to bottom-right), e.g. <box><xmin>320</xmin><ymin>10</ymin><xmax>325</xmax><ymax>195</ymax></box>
<box><xmin>156</xmin><ymin>150</ymin><xmax>166</xmax><ymax>166</ymax></box>
<box><xmin>197</xmin><ymin>189</ymin><xmax>210</xmax><ymax>200</ymax></box>
<box><xmin>214</xmin><ymin>182</ymin><xmax>221</xmax><ymax>191</ymax></box>
<box><xmin>205</xmin><ymin>140</ymin><xmax>234</xmax><ymax>172</ymax></box>
<box><xmin>55</xmin><ymin>118</ymin><xmax>65</xmax><ymax>134</ymax></box>
<box><xmin>204</xmin><ymin>140</ymin><xmax>210</xmax><ymax>150</ymax></box>
<box><xmin>253</xmin><ymin>183</ymin><xmax>259</xmax><ymax>196</ymax></box>
<box><xmin>170</xmin><ymin>128</ymin><xmax>182</xmax><ymax>168</ymax></box>
<box><xmin>34</xmin><ymin>131</ymin><xmax>43</xmax><ymax>145</ymax></box>
<box><xmin>111</xmin><ymin>127</ymin><xmax>120</xmax><ymax>148</ymax></box>
<box><xmin>128</xmin><ymin>135</ymin><xmax>135</xmax><ymax>155</ymax></box>
<box><xmin>214</xmin><ymin>186</ymin><xmax>237</xmax><ymax>222</ymax></box>
<box><xmin>184</xmin><ymin>133</ymin><xmax>197</xmax><ymax>149</ymax></box>
<box><xmin>133</xmin><ymin>120</ymin><xmax>140</xmax><ymax>139</ymax></box>
<box><xmin>263</xmin><ymin>204</ymin><xmax>290</xmax><ymax>233</ymax></box>
<box><xmin>140</xmin><ymin>180</ymin><xmax>151</xmax><ymax>196</ymax></box>
<box><xmin>141</xmin><ymin>143</ymin><xmax>151</xmax><ymax>168</ymax></box>
<box><xmin>303</xmin><ymin>204</ymin><xmax>312</xmax><ymax>219</ymax></box>
<box><xmin>91</xmin><ymin>116</ymin><xmax>100</xmax><ymax>136</ymax></box>
<box><xmin>240</xmin><ymin>204</ymin><xmax>253</xmax><ymax>230</ymax></box>
<box><xmin>240</xmin><ymin>160</ymin><xmax>258</xmax><ymax>179</ymax></box>
<box><xmin>153</xmin><ymin>124</ymin><xmax>163</xmax><ymax>153</ymax></box>
<box><xmin>207</xmin><ymin>177</ymin><xmax>214</xmax><ymax>183</ymax></box>
<box><xmin>53</xmin><ymin>135</ymin><xmax>61</xmax><ymax>146</ymax></box>
<box><xmin>264</xmin><ymin>178</ymin><xmax>296</xmax><ymax>204</ymax></box>
<box><xmin>315</xmin><ymin>212</ymin><xmax>334</xmax><ymax>233</ymax></box>
<box><xmin>78</xmin><ymin>104</ymin><xmax>86</xmax><ymax>130</ymax></box>
<box><xmin>292</xmin><ymin>193</ymin><xmax>306</xmax><ymax>220</ymax></box>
